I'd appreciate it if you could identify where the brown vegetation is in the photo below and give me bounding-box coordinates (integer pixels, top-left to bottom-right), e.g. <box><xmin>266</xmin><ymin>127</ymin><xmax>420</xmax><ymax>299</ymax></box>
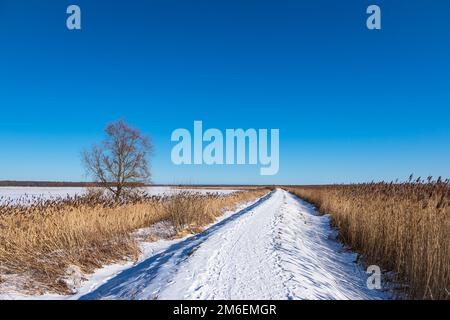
<box><xmin>287</xmin><ymin>177</ymin><xmax>449</xmax><ymax>300</ymax></box>
<box><xmin>0</xmin><ymin>188</ymin><xmax>269</xmax><ymax>294</ymax></box>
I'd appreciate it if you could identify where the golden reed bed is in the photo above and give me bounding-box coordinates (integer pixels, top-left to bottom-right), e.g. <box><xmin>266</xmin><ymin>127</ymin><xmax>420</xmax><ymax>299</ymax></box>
<box><xmin>0</xmin><ymin>188</ymin><xmax>270</xmax><ymax>294</ymax></box>
<box><xmin>287</xmin><ymin>178</ymin><xmax>449</xmax><ymax>300</ymax></box>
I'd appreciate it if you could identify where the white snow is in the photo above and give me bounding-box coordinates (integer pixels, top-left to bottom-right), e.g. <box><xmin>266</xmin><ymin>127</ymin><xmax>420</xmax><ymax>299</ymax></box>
<box><xmin>0</xmin><ymin>187</ymin><xmax>88</xmax><ymax>203</ymax></box>
<box><xmin>0</xmin><ymin>193</ymin><xmax>259</xmax><ymax>300</ymax></box>
<box><xmin>0</xmin><ymin>235</ymin><xmax>193</xmax><ymax>300</ymax></box>
<box><xmin>79</xmin><ymin>189</ymin><xmax>388</xmax><ymax>300</ymax></box>
<box><xmin>0</xmin><ymin>186</ymin><xmax>237</xmax><ymax>204</ymax></box>
<box><xmin>0</xmin><ymin>189</ymin><xmax>390</xmax><ymax>300</ymax></box>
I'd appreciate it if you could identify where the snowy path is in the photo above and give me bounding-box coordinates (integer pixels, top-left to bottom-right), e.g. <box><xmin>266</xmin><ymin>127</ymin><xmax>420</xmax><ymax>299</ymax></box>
<box><xmin>80</xmin><ymin>189</ymin><xmax>387</xmax><ymax>300</ymax></box>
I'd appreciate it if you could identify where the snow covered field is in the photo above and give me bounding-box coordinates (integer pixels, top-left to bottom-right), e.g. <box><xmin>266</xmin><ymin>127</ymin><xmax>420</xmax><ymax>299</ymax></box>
<box><xmin>0</xmin><ymin>186</ymin><xmax>236</xmax><ymax>204</ymax></box>
<box><xmin>1</xmin><ymin>189</ymin><xmax>389</xmax><ymax>300</ymax></box>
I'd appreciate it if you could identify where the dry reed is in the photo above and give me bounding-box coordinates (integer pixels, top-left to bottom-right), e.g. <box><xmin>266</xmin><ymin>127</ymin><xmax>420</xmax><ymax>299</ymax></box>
<box><xmin>287</xmin><ymin>177</ymin><xmax>449</xmax><ymax>300</ymax></box>
<box><xmin>0</xmin><ymin>188</ymin><xmax>269</xmax><ymax>294</ymax></box>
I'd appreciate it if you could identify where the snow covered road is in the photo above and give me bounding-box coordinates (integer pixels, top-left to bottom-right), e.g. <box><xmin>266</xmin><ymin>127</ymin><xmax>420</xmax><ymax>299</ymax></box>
<box><xmin>80</xmin><ymin>189</ymin><xmax>388</xmax><ymax>300</ymax></box>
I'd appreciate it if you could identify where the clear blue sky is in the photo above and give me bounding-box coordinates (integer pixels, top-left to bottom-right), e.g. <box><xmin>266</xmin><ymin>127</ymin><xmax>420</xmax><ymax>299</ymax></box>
<box><xmin>0</xmin><ymin>0</ymin><xmax>449</xmax><ymax>184</ymax></box>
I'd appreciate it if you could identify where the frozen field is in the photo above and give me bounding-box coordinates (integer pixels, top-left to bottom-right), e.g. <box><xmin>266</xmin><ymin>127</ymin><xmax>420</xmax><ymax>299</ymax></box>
<box><xmin>0</xmin><ymin>186</ymin><xmax>237</xmax><ymax>204</ymax></box>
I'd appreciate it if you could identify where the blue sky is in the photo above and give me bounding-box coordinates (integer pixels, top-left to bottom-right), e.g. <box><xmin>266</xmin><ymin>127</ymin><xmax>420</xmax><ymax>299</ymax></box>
<box><xmin>0</xmin><ymin>0</ymin><xmax>449</xmax><ymax>184</ymax></box>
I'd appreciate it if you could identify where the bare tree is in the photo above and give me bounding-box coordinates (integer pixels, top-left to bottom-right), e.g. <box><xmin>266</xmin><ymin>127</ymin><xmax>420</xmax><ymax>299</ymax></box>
<box><xmin>82</xmin><ymin>119</ymin><xmax>153</xmax><ymax>200</ymax></box>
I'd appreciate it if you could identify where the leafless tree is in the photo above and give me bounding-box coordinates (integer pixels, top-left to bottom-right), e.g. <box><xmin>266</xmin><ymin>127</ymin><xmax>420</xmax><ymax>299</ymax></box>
<box><xmin>82</xmin><ymin>119</ymin><xmax>153</xmax><ymax>200</ymax></box>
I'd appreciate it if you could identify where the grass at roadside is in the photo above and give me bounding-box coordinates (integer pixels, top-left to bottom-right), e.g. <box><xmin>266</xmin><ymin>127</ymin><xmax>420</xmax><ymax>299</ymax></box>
<box><xmin>287</xmin><ymin>178</ymin><xmax>449</xmax><ymax>300</ymax></box>
<box><xmin>0</xmin><ymin>188</ymin><xmax>270</xmax><ymax>295</ymax></box>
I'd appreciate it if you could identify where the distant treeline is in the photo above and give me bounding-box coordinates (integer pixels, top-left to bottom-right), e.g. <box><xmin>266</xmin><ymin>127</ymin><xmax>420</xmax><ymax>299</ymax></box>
<box><xmin>0</xmin><ymin>181</ymin><xmax>146</xmax><ymax>187</ymax></box>
<box><xmin>0</xmin><ymin>181</ymin><xmax>274</xmax><ymax>188</ymax></box>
